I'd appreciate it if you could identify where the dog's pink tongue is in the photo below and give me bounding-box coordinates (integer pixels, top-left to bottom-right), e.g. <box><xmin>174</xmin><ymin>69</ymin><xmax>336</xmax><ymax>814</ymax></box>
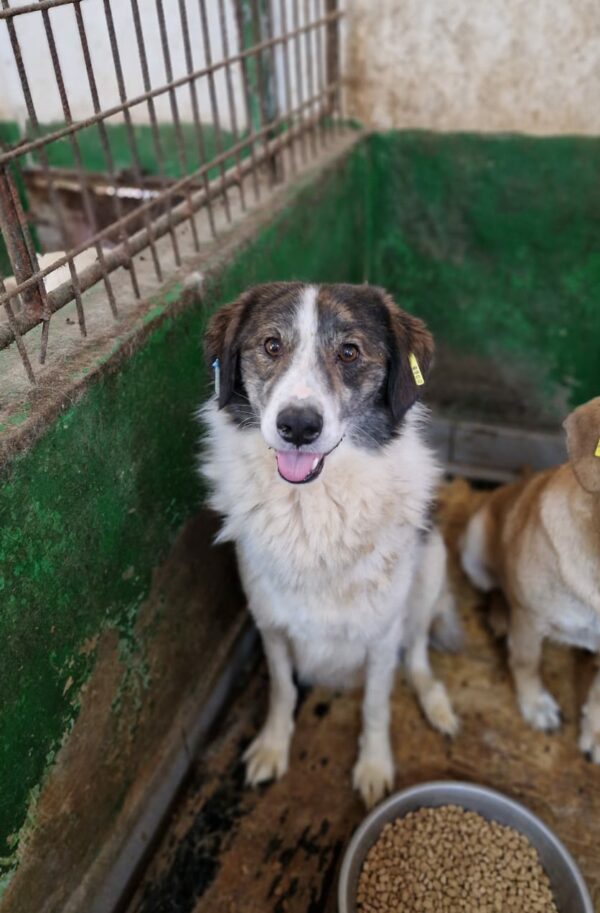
<box><xmin>276</xmin><ymin>450</ymin><xmax>321</xmax><ymax>483</ymax></box>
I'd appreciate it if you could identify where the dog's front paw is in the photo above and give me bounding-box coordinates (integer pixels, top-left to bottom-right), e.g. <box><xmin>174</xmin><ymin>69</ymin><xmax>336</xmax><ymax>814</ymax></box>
<box><xmin>579</xmin><ymin>712</ymin><xmax>600</xmax><ymax>764</ymax></box>
<box><xmin>243</xmin><ymin>732</ymin><xmax>290</xmax><ymax>786</ymax></box>
<box><xmin>422</xmin><ymin>682</ymin><xmax>459</xmax><ymax>738</ymax></box>
<box><xmin>353</xmin><ymin>751</ymin><xmax>395</xmax><ymax>809</ymax></box>
<box><xmin>519</xmin><ymin>690</ymin><xmax>561</xmax><ymax>732</ymax></box>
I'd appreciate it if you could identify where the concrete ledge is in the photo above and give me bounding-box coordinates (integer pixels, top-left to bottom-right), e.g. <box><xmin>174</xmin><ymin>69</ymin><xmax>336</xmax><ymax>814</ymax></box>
<box><xmin>430</xmin><ymin>414</ymin><xmax>566</xmax><ymax>482</ymax></box>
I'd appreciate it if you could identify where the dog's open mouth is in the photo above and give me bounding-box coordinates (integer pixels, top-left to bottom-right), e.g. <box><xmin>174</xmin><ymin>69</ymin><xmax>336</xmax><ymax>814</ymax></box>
<box><xmin>276</xmin><ymin>451</ymin><xmax>325</xmax><ymax>484</ymax></box>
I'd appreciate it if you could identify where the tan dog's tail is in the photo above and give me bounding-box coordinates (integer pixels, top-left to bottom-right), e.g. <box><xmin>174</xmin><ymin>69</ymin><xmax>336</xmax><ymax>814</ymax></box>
<box><xmin>460</xmin><ymin>505</ymin><xmax>497</xmax><ymax>592</ymax></box>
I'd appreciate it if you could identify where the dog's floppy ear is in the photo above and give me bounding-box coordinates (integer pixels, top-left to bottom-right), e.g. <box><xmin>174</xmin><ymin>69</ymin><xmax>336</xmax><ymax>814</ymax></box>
<box><xmin>564</xmin><ymin>396</ymin><xmax>600</xmax><ymax>493</ymax></box>
<box><xmin>204</xmin><ymin>282</ymin><xmax>301</xmax><ymax>409</ymax></box>
<box><xmin>382</xmin><ymin>292</ymin><xmax>434</xmax><ymax>422</ymax></box>
<box><xmin>204</xmin><ymin>291</ymin><xmax>252</xmax><ymax>409</ymax></box>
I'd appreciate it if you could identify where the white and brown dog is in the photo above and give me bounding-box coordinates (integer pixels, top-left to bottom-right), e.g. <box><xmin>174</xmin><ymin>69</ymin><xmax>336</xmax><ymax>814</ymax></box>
<box><xmin>461</xmin><ymin>396</ymin><xmax>600</xmax><ymax>759</ymax></box>
<box><xmin>200</xmin><ymin>282</ymin><xmax>458</xmax><ymax>807</ymax></box>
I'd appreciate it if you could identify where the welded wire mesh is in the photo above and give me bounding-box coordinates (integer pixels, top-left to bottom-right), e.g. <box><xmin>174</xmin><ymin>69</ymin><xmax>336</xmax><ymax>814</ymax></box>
<box><xmin>0</xmin><ymin>0</ymin><xmax>343</xmax><ymax>382</ymax></box>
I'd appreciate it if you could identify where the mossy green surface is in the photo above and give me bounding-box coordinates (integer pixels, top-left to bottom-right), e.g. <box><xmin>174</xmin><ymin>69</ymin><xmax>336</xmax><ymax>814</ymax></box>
<box><xmin>0</xmin><ymin>144</ymin><xmax>368</xmax><ymax>869</ymax></box>
<box><xmin>366</xmin><ymin>131</ymin><xmax>600</xmax><ymax>408</ymax></box>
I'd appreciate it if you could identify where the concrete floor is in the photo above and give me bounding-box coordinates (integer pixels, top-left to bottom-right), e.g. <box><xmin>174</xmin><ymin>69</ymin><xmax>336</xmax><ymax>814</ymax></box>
<box><xmin>125</xmin><ymin>483</ymin><xmax>600</xmax><ymax>913</ymax></box>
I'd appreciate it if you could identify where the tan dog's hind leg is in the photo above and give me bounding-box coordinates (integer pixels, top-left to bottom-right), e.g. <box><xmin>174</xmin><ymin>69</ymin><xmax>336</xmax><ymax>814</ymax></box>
<box><xmin>508</xmin><ymin>606</ymin><xmax>561</xmax><ymax>731</ymax></box>
<box><xmin>579</xmin><ymin>660</ymin><xmax>600</xmax><ymax>764</ymax></box>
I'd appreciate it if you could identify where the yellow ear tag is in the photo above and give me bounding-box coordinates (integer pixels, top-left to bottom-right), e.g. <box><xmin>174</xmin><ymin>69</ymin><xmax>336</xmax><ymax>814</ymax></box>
<box><xmin>594</xmin><ymin>437</ymin><xmax>600</xmax><ymax>458</ymax></box>
<box><xmin>409</xmin><ymin>352</ymin><xmax>425</xmax><ymax>386</ymax></box>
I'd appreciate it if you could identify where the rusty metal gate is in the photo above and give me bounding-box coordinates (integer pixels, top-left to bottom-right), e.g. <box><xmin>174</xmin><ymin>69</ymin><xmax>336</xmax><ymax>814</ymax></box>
<box><xmin>0</xmin><ymin>0</ymin><xmax>343</xmax><ymax>382</ymax></box>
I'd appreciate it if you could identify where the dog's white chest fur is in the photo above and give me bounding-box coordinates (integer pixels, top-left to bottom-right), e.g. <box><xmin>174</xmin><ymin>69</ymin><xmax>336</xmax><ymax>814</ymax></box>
<box><xmin>201</xmin><ymin>402</ymin><xmax>439</xmax><ymax>686</ymax></box>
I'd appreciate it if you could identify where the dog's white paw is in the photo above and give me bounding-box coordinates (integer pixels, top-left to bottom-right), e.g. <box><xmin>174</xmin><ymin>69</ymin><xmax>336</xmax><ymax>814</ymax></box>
<box><xmin>519</xmin><ymin>690</ymin><xmax>561</xmax><ymax>732</ymax></box>
<box><xmin>422</xmin><ymin>683</ymin><xmax>459</xmax><ymax>738</ymax></box>
<box><xmin>579</xmin><ymin>714</ymin><xmax>600</xmax><ymax>764</ymax></box>
<box><xmin>243</xmin><ymin>732</ymin><xmax>290</xmax><ymax>786</ymax></box>
<box><xmin>353</xmin><ymin>751</ymin><xmax>395</xmax><ymax>809</ymax></box>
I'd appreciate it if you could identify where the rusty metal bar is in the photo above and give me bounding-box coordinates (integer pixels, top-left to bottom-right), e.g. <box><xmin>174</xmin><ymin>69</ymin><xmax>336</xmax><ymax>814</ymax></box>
<box><xmin>0</xmin><ymin>10</ymin><xmax>343</xmax><ymax>168</ymax></box>
<box><xmin>176</xmin><ymin>0</ymin><xmax>218</xmax><ymax>234</ymax></box>
<box><xmin>325</xmin><ymin>0</ymin><xmax>341</xmax><ymax>131</ymax></box>
<box><xmin>217</xmin><ymin>0</ymin><xmax>247</xmax><ymax>209</ymax></box>
<box><xmin>40</xmin><ymin>1</ymin><xmax>118</xmax><ymax>318</ymax></box>
<box><xmin>3</xmin><ymin>163</ymin><xmax>52</xmax><ymax>358</ymax></box>
<box><xmin>154</xmin><ymin>0</ymin><xmax>201</xmax><ymax>250</ymax></box>
<box><xmin>314</xmin><ymin>0</ymin><xmax>328</xmax><ymax>146</ymax></box>
<box><xmin>1</xmin><ymin>0</ymin><xmax>87</xmax><ymax>356</ymax></box>
<box><xmin>278</xmin><ymin>0</ymin><xmax>297</xmax><ymax>174</ymax></box>
<box><xmin>198</xmin><ymin>0</ymin><xmax>232</xmax><ymax>221</ymax></box>
<box><xmin>72</xmin><ymin>1</ymin><xmax>141</xmax><ymax>301</ymax></box>
<box><xmin>0</xmin><ymin>275</ymin><xmax>36</xmax><ymax>383</ymax></box>
<box><xmin>303</xmin><ymin>0</ymin><xmax>318</xmax><ymax>156</ymax></box>
<box><xmin>0</xmin><ymin>90</ymin><xmax>340</xmax><ymax>345</ymax></box>
<box><xmin>0</xmin><ymin>0</ymin><xmax>78</xmax><ymax>19</ymax></box>
<box><xmin>264</xmin><ymin>0</ymin><xmax>285</xmax><ymax>182</ymax></box>
<box><xmin>292</xmin><ymin>0</ymin><xmax>309</xmax><ymax>163</ymax></box>
<box><xmin>233</xmin><ymin>0</ymin><xmax>261</xmax><ymax>202</ymax></box>
<box><xmin>101</xmin><ymin>0</ymin><xmax>163</xmax><ymax>280</ymax></box>
<box><xmin>0</xmin><ymin>168</ymin><xmax>46</xmax><ymax>320</ymax></box>
<box><xmin>129</xmin><ymin>0</ymin><xmax>183</xmax><ymax>264</ymax></box>
<box><xmin>249</xmin><ymin>0</ymin><xmax>278</xmax><ymax>186</ymax></box>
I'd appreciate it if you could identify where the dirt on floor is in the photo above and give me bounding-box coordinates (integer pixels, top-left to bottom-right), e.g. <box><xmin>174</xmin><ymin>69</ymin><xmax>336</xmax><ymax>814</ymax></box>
<box><xmin>125</xmin><ymin>481</ymin><xmax>600</xmax><ymax>913</ymax></box>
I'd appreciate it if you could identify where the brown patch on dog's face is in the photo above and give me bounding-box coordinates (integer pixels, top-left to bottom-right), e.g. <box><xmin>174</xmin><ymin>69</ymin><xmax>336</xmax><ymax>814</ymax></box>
<box><xmin>564</xmin><ymin>396</ymin><xmax>600</xmax><ymax>493</ymax></box>
<box><xmin>204</xmin><ymin>282</ymin><xmax>305</xmax><ymax>426</ymax></box>
<box><xmin>314</xmin><ymin>284</ymin><xmax>434</xmax><ymax>446</ymax></box>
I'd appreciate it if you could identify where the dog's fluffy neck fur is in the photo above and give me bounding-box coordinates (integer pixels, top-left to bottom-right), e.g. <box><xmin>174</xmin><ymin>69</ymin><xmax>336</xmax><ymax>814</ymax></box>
<box><xmin>201</xmin><ymin>400</ymin><xmax>439</xmax><ymax>589</ymax></box>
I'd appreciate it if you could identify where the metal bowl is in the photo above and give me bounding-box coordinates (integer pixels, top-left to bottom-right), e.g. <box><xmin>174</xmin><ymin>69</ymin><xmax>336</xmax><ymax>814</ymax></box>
<box><xmin>338</xmin><ymin>781</ymin><xmax>593</xmax><ymax>913</ymax></box>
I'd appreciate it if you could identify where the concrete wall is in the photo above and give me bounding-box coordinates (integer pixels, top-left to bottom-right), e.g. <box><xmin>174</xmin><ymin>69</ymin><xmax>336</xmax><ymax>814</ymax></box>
<box><xmin>346</xmin><ymin>0</ymin><xmax>600</xmax><ymax>134</ymax></box>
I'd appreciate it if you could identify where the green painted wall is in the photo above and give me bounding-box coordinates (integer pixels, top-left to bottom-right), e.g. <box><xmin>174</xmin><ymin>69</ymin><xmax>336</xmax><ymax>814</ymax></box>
<box><xmin>2</xmin><ymin>128</ymin><xmax>600</xmax><ymax>888</ymax></box>
<box><xmin>0</xmin><ymin>144</ymin><xmax>368</xmax><ymax>879</ymax></box>
<box><xmin>365</xmin><ymin>131</ymin><xmax>600</xmax><ymax>410</ymax></box>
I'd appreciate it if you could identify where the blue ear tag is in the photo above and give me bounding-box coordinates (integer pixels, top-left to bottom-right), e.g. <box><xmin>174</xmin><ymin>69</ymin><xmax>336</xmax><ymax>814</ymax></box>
<box><xmin>212</xmin><ymin>357</ymin><xmax>221</xmax><ymax>398</ymax></box>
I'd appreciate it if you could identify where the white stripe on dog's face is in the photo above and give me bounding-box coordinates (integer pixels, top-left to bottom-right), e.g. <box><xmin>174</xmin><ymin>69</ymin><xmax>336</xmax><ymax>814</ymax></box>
<box><xmin>260</xmin><ymin>285</ymin><xmax>344</xmax><ymax>454</ymax></box>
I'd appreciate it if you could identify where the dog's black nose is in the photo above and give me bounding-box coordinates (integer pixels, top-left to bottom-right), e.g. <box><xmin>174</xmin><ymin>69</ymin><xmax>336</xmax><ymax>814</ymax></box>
<box><xmin>276</xmin><ymin>407</ymin><xmax>323</xmax><ymax>446</ymax></box>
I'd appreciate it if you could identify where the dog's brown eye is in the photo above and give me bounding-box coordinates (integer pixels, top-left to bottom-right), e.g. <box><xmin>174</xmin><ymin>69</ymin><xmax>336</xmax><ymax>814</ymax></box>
<box><xmin>264</xmin><ymin>337</ymin><xmax>282</xmax><ymax>357</ymax></box>
<box><xmin>338</xmin><ymin>343</ymin><xmax>359</xmax><ymax>363</ymax></box>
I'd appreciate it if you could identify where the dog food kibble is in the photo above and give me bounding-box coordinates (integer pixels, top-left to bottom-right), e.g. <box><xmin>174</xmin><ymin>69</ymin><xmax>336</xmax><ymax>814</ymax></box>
<box><xmin>356</xmin><ymin>805</ymin><xmax>558</xmax><ymax>913</ymax></box>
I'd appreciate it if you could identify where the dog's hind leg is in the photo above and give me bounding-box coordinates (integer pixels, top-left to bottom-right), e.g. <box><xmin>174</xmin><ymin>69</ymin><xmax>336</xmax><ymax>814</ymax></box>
<box><xmin>405</xmin><ymin>622</ymin><xmax>459</xmax><ymax>737</ymax></box>
<box><xmin>405</xmin><ymin>530</ymin><xmax>459</xmax><ymax>737</ymax></box>
<box><xmin>244</xmin><ymin>629</ymin><xmax>297</xmax><ymax>785</ymax></box>
<box><xmin>579</xmin><ymin>657</ymin><xmax>600</xmax><ymax>764</ymax></box>
<box><xmin>508</xmin><ymin>604</ymin><xmax>561</xmax><ymax>731</ymax></box>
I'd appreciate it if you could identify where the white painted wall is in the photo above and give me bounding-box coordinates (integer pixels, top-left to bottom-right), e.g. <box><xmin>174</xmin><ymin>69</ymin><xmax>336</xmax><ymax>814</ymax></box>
<box><xmin>0</xmin><ymin>0</ymin><xmax>246</xmax><ymax>131</ymax></box>
<box><xmin>0</xmin><ymin>0</ymin><xmax>328</xmax><ymax>135</ymax></box>
<box><xmin>346</xmin><ymin>0</ymin><xmax>600</xmax><ymax>134</ymax></box>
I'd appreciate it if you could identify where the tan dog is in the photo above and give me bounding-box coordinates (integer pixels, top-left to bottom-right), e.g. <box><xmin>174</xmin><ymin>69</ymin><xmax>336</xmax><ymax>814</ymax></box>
<box><xmin>461</xmin><ymin>397</ymin><xmax>600</xmax><ymax>759</ymax></box>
